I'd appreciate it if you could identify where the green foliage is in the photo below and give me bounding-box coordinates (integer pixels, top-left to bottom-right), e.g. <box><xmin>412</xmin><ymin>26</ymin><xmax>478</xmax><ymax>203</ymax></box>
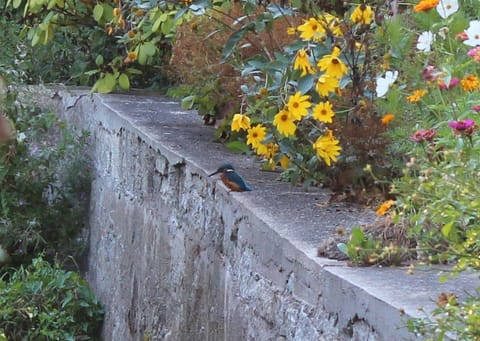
<box><xmin>0</xmin><ymin>87</ymin><xmax>91</xmax><ymax>268</ymax></box>
<box><xmin>407</xmin><ymin>291</ymin><xmax>480</xmax><ymax>341</ymax></box>
<box><xmin>0</xmin><ymin>256</ymin><xmax>103</xmax><ymax>340</ymax></box>
<box><xmin>337</xmin><ymin>226</ymin><xmax>409</xmax><ymax>266</ymax></box>
<box><xmin>3</xmin><ymin>0</ymin><xmax>185</xmax><ymax>91</ymax></box>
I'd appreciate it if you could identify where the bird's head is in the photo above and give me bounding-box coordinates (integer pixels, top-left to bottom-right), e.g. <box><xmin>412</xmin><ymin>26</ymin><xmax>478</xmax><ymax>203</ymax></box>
<box><xmin>208</xmin><ymin>163</ymin><xmax>235</xmax><ymax>176</ymax></box>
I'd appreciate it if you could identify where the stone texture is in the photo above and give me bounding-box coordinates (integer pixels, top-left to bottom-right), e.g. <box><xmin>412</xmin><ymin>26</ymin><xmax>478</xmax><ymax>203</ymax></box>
<box><xmin>28</xmin><ymin>87</ymin><xmax>478</xmax><ymax>341</ymax></box>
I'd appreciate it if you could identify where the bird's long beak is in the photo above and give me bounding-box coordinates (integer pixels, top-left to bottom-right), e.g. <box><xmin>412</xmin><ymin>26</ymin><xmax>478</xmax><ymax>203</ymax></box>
<box><xmin>208</xmin><ymin>170</ymin><xmax>220</xmax><ymax>177</ymax></box>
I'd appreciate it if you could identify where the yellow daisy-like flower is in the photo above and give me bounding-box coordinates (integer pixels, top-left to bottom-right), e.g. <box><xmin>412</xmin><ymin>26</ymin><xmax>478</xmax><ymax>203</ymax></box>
<box><xmin>413</xmin><ymin>0</ymin><xmax>439</xmax><ymax>12</ymax></box>
<box><xmin>461</xmin><ymin>75</ymin><xmax>479</xmax><ymax>91</ymax></box>
<box><xmin>287</xmin><ymin>27</ymin><xmax>296</xmax><ymax>35</ymax></box>
<box><xmin>294</xmin><ymin>49</ymin><xmax>314</xmax><ymax>76</ymax></box>
<box><xmin>350</xmin><ymin>4</ymin><xmax>374</xmax><ymax>25</ymax></box>
<box><xmin>381</xmin><ymin>113</ymin><xmax>395</xmax><ymax>126</ymax></box>
<box><xmin>273</xmin><ymin>108</ymin><xmax>297</xmax><ymax>137</ymax></box>
<box><xmin>316</xmin><ymin>74</ymin><xmax>339</xmax><ymax>97</ymax></box>
<box><xmin>246</xmin><ymin>124</ymin><xmax>266</xmax><ymax>148</ymax></box>
<box><xmin>127</xmin><ymin>51</ymin><xmax>137</xmax><ymax>61</ymax></box>
<box><xmin>287</xmin><ymin>92</ymin><xmax>311</xmax><ymax>120</ymax></box>
<box><xmin>320</xmin><ymin>12</ymin><xmax>343</xmax><ymax>36</ymax></box>
<box><xmin>231</xmin><ymin>114</ymin><xmax>251</xmax><ymax>132</ymax></box>
<box><xmin>297</xmin><ymin>17</ymin><xmax>326</xmax><ymax>42</ymax></box>
<box><xmin>376</xmin><ymin>200</ymin><xmax>395</xmax><ymax>216</ymax></box>
<box><xmin>312</xmin><ymin>130</ymin><xmax>341</xmax><ymax>166</ymax></box>
<box><xmin>256</xmin><ymin>142</ymin><xmax>278</xmax><ymax>159</ymax></box>
<box><xmin>317</xmin><ymin>46</ymin><xmax>348</xmax><ymax>79</ymax></box>
<box><xmin>280</xmin><ymin>154</ymin><xmax>290</xmax><ymax>170</ymax></box>
<box><xmin>313</xmin><ymin>101</ymin><xmax>335</xmax><ymax>123</ymax></box>
<box><xmin>407</xmin><ymin>89</ymin><xmax>428</xmax><ymax>103</ymax></box>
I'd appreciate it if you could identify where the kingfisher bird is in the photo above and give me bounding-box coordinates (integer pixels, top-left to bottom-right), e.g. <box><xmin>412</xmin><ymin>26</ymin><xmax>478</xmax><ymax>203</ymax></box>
<box><xmin>208</xmin><ymin>163</ymin><xmax>252</xmax><ymax>192</ymax></box>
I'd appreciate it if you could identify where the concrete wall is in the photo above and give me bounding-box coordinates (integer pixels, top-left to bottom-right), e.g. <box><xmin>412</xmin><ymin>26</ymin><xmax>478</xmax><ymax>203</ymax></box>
<box><xmin>36</xmin><ymin>88</ymin><xmax>474</xmax><ymax>341</ymax></box>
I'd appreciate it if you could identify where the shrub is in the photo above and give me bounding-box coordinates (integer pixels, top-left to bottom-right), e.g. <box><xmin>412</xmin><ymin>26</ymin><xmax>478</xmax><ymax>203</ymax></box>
<box><xmin>0</xmin><ymin>80</ymin><xmax>91</xmax><ymax>268</ymax></box>
<box><xmin>0</xmin><ymin>257</ymin><xmax>103</xmax><ymax>340</ymax></box>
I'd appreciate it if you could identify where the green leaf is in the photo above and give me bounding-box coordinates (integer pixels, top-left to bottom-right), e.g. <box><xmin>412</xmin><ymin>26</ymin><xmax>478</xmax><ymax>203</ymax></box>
<box><xmin>93</xmin><ymin>4</ymin><xmax>104</xmax><ymax>22</ymax></box>
<box><xmin>337</xmin><ymin>243</ymin><xmax>348</xmax><ymax>255</ymax></box>
<box><xmin>161</xmin><ymin>18</ymin><xmax>174</xmax><ymax>35</ymax></box>
<box><xmin>297</xmin><ymin>74</ymin><xmax>315</xmax><ymax>94</ymax></box>
<box><xmin>441</xmin><ymin>221</ymin><xmax>453</xmax><ymax>238</ymax></box>
<box><xmin>350</xmin><ymin>227</ymin><xmax>365</xmax><ymax>245</ymax></box>
<box><xmin>94</xmin><ymin>73</ymin><xmax>116</xmax><ymax>93</ymax></box>
<box><xmin>222</xmin><ymin>26</ymin><xmax>250</xmax><ymax>60</ymax></box>
<box><xmin>226</xmin><ymin>141</ymin><xmax>250</xmax><ymax>154</ymax></box>
<box><xmin>181</xmin><ymin>95</ymin><xmax>196</xmax><ymax>109</ymax></box>
<box><xmin>95</xmin><ymin>55</ymin><xmax>104</xmax><ymax>66</ymax></box>
<box><xmin>142</xmin><ymin>42</ymin><xmax>156</xmax><ymax>57</ymax></box>
<box><xmin>118</xmin><ymin>73</ymin><xmax>130</xmax><ymax>90</ymax></box>
<box><xmin>12</xmin><ymin>0</ymin><xmax>22</xmax><ymax>8</ymax></box>
<box><xmin>152</xmin><ymin>17</ymin><xmax>162</xmax><ymax>32</ymax></box>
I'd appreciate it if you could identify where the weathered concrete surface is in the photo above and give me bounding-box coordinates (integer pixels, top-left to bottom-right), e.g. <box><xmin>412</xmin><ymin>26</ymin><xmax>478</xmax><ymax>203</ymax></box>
<box><xmin>34</xmin><ymin>87</ymin><xmax>478</xmax><ymax>341</ymax></box>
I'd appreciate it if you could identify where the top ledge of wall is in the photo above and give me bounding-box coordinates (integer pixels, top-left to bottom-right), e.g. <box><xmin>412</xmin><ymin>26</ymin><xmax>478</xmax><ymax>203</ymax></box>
<box><xmin>30</xmin><ymin>86</ymin><xmax>479</xmax><ymax>335</ymax></box>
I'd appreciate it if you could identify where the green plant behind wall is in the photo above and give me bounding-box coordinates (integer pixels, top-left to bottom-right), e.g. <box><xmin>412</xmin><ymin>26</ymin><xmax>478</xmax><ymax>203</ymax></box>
<box><xmin>0</xmin><ymin>257</ymin><xmax>104</xmax><ymax>340</ymax></box>
<box><xmin>0</xmin><ymin>85</ymin><xmax>92</xmax><ymax>268</ymax></box>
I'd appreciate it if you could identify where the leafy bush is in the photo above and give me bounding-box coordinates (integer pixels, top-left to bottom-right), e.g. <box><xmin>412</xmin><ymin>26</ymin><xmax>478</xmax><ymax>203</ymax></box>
<box><xmin>0</xmin><ymin>257</ymin><xmax>103</xmax><ymax>340</ymax></box>
<box><xmin>6</xmin><ymin>0</ymin><xmax>187</xmax><ymax>92</ymax></box>
<box><xmin>0</xmin><ymin>82</ymin><xmax>91</xmax><ymax>268</ymax></box>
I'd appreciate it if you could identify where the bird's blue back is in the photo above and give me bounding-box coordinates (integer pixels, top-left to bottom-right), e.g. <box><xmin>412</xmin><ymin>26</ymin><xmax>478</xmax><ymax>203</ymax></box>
<box><xmin>224</xmin><ymin>170</ymin><xmax>252</xmax><ymax>191</ymax></box>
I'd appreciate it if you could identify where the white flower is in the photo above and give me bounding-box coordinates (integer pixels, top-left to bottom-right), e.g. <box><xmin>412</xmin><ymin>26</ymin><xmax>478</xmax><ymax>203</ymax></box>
<box><xmin>17</xmin><ymin>132</ymin><xmax>26</xmax><ymax>143</ymax></box>
<box><xmin>464</xmin><ymin>20</ymin><xmax>480</xmax><ymax>47</ymax></box>
<box><xmin>417</xmin><ymin>31</ymin><xmax>435</xmax><ymax>52</ymax></box>
<box><xmin>436</xmin><ymin>0</ymin><xmax>459</xmax><ymax>19</ymax></box>
<box><xmin>376</xmin><ymin>70</ymin><xmax>398</xmax><ymax>98</ymax></box>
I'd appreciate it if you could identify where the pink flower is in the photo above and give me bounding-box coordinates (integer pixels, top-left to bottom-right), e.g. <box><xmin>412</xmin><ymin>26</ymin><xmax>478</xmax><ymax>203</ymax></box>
<box><xmin>410</xmin><ymin>129</ymin><xmax>437</xmax><ymax>143</ymax></box>
<box><xmin>439</xmin><ymin>77</ymin><xmax>459</xmax><ymax>90</ymax></box>
<box><xmin>421</xmin><ymin>65</ymin><xmax>439</xmax><ymax>82</ymax></box>
<box><xmin>468</xmin><ymin>47</ymin><xmax>480</xmax><ymax>62</ymax></box>
<box><xmin>472</xmin><ymin>105</ymin><xmax>480</xmax><ymax>112</ymax></box>
<box><xmin>455</xmin><ymin>31</ymin><xmax>468</xmax><ymax>41</ymax></box>
<box><xmin>448</xmin><ymin>119</ymin><xmax>477</xmax><ymax>136</ymax></box>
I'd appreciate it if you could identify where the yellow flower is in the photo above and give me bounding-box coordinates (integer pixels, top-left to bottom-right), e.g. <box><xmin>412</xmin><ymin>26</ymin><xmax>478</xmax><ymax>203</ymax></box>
<box><xmin>287</xmin><ymin>91</ymin><xmax>311</xmax><ymax>120</ymax></box>
<box><xmin>287</xmin><ymin>27</ymin><xmax>296</xmax><ymax>35</ymax></box>
<box><xmin>280</xmin><ymin>154</ymin><xmax>290</xmax><ymax>170</ymax></box>
<box><xmin>313</xmin><ymin>101</ymin><xmax>335</xmax><ymax>123</ymax></box>
<box><xmin>317</xmin><ymin>46</ymin><xmax>348</xmax><ymax>79</ymax></box>
<box><xmin>273</xmin><ymin>108</ymin><xmax>297</xmax><ymax>137</ymax></box>
<box><xmin>381</xmin><ymin>113</ymin><xmax>395</xmax><ymax>126</ymax></box>
<box><xmin>128</xmin><ymin>51</ymin><xmax>137</xmax><ymax>60</ymax></box>
<box><xmin>231</xmin><ymin>114</ymin><xmax>251</xmax><ymax>132</ymax></box>
<box><xmin>113</xmin><ymin>7</ymin><xmax>121</xmax><ymax>16</ymax></box>
<box><xmin>313</xmin><ymin>130</ymin><xmax>341</xmax><ymax>166</ymax></box>
<box><xmin>320</xmin><ymin>12</ymin><xmax>343</xmax><ymax>36</ymax></box>
<box><xmin>294</xmin><ymin>49</ymin><xmax>314</xmax><ymax>76</ymax></box>
<box><xmin>413</xmin><ymin>0</ymin><xmax>439</xmax><ymax>12</ymax></box>
<box><xmin>297</xmin><ymin>18</ymin><xmax>326</xmax><ymax>42</ymax></box>
<box><xmin>350</xmin><ymin>4</ymin><xmax>374</xmax><ymax>25</ymax></box>
<box><xmin>316</xmin><ymin>74</ymin><xmax>339</xmax><ymax>97</ymax></box>
<box><xmin>246</xmin><ymin>124</ymin><xmax>266</xmax><ymax>148</ymax></box>
<box><xmin>376</xmin><ymin>200</ymin><xmax>395</xmax><ymax>216</ymax></box>
<box><xmin>256</xmin><ymin>142</ymin><xmax>278</xmax><ymax>159</ymax></box>
<box><xmin>407</xmin><ymin>89</ymin><xmax>428</xmax><ymax>103</ymax></box>
<box><xmin>461</xmin><ymin>75</ymin><xmax>479</xmax><ymax>91</ymax></box>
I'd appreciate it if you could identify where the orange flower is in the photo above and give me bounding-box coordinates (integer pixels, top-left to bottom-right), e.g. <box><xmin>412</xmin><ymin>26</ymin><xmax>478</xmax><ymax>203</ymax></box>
<box><xmin>381</xmin><ymin>113</ymin><xmax>395</xmax><ymax>126</ymax></box>
<box><xmin>461</xmin><ymin>75</ymin><xmax>479</xmax><ymax>91</ymax></box>
<box><xmin>376</xmin><ymin>200</ymin><xmax>395</xmax><ymax>216</ymax></box>
<box><xmin>407</xmin><ymin>89</ymin><xmax>428</xmax><ymax>103</ymax></box>
<box><xmin>413</xmin><ymin>0</ymin><xmax>439</xmax><ymax>12</ymax></box>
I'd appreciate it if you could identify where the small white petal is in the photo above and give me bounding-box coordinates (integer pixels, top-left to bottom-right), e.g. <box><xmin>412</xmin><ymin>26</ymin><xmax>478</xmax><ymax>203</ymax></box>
<box><xmin>436</xmin><ymin>0</ymin><xmax>459</xmax><ymax>19</ymax></box>
<box><xmin>464</xmin><ymin>20</ymin><xmax>480</xmax><ymax>47</ymax></box>
<box><xmin>376</xmin><ymin>70</ymin><xmax>398</xmax><ymax>98</ymax></box>
<box><xmin>417</xmin><ymin>31</ymin><xmax>434</xmax><ymax>52</ymax></box>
